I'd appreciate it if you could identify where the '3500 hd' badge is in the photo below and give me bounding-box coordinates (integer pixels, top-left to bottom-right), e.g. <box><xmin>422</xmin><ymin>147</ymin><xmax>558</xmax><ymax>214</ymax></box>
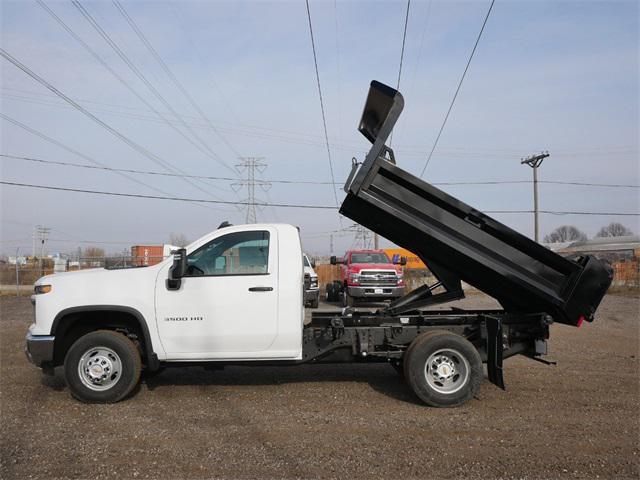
<box><xmin>164</xmin><ymin>316</ymin><xmax>204</xmax><ymax>322</ymax></box>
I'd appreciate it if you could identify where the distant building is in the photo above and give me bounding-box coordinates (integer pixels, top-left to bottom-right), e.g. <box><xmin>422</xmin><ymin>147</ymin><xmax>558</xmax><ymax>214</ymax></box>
<box><xmin>7</xmin><ymin>256</ymin><xmax>27</xmax><ymax>265</ymax></box>
<box><xmin>546</xmin><ymin>236</ymin><xmax>639</xmax><ymax>288</ymax></box>
<box><xmin>553</xmin><ymin>236</ymin><xmax>639</xmax><ymax>262</ymax></box>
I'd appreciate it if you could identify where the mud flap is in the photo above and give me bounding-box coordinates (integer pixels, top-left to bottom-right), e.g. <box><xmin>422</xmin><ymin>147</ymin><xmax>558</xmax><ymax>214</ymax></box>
<box><xmin>486</xmin><ymin>316</ymin><xmax>505</xmax><ymax>390</ymax></box>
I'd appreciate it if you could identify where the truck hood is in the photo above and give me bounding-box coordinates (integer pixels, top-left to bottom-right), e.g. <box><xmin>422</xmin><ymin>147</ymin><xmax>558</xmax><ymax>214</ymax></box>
<box><xmin>348</xmin><ymin>264</ymin><xmax>401</xmax><ymax>274</ymax></box>
<box><xmin>35</xmin><ymin>264</ymin><xmax>165</xmax><ymax>291</ymax></box>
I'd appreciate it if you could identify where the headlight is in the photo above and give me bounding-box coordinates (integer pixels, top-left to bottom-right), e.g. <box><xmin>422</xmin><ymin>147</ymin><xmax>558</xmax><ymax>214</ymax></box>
<box><xmin>349</xmin><ymin>273</ymin><xmax>360</xmax><ymax>284</ymax></box>
<box><xmin>34</xmin><ymin>284</ymin><xmax>52</xmax><ymax>295</ymax></box>
<box><xmin>310</xmin><ymin>276</ymin><xmax>318</xmax><ymax>288</ymax></box>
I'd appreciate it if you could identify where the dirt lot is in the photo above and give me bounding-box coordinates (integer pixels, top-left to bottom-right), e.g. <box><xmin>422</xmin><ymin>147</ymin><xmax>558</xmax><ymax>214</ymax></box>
<box><xmin>1</xmin><ymin>294</ymin><xmax>638</xmax><ymax>479</ymax></box>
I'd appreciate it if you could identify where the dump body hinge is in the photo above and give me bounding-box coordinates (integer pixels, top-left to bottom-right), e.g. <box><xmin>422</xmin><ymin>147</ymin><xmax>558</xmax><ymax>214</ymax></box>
<box><xmin>384</xmin><ymin>260</ymin><xmax>464</xmax><ymax>315</ymax></box>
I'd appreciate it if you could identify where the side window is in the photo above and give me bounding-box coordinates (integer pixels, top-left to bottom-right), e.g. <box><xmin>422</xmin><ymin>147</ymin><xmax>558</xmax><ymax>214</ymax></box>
<box><xmin>185</xmin><ymin>231</ymin><xmax>270</xmax><ymax>277</ymax></box>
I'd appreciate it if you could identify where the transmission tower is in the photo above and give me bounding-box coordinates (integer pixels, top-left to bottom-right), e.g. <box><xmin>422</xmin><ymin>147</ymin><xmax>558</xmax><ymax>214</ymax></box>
<box><xmin>354</xmin><ymin>226</ymin><xmax>372</xmax><ymax>249</ymax></box>
<box><xmin>232</xmin><ymin>157</ymin><xmax>271</xmax><ymax>223</ymax></box>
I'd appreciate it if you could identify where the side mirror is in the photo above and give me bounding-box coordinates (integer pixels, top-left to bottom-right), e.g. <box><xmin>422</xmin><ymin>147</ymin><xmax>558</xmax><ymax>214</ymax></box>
<box><xmin>167</xmin><ymin>248</ymin><xmax>187</xmax><ymax>290</ymax></box>
<box><xmin>310</xmin><ymin>259</ymin><xmax>316</xmax><ymax>269</ymax></box>
<box><xmin>393</xmin><ymin>256</ymin><xmax>407</xmax><ymax>266</ymax></box>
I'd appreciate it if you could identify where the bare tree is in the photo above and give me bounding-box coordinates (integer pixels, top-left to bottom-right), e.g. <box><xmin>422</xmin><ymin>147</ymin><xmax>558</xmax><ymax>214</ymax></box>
<box><xmin>595</xmin><ymin>222</ymin><xmax>634</xmax><ymax>238</ymax></box>
<box><xmin>543</xmin><ymin>225</ymin><xmax>587</xmax><ymax>243</ymax></box>
<box><xmin>84</xmin><ymin>246</ymin><xmax>105</xmax><ymax>258</ymax></box>
<box><xmin>169</xmin><ymin>233</ymin><xmax>189</xmax><ymax>247</ymax></box>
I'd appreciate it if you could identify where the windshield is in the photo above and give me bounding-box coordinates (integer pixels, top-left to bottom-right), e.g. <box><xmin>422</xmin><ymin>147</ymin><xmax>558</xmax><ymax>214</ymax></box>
<box><xmin>350</xmin><ymin>252</ymin><xmax>390</xmax><ymax>264</ymax></box>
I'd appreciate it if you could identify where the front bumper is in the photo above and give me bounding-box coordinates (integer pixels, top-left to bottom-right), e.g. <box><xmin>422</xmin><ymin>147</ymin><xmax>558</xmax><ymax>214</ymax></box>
<box><xmin>304</xmin><ymin>288</ymin><xmax>320</xmax><ymax>304</ymax></box>
<box><xmin>347</xmin><ymin>285</ymin><xmax>405</xmax><ymax>298</ymax></box>
<box><xmin>25</xmin><ymin>332</ymin><xmax>55</xmax><ymax>368</ymax></box>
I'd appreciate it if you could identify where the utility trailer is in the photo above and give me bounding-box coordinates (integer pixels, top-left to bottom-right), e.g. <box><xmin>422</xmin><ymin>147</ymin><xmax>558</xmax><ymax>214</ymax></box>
<box><xmin>299</xmin><ymin>80</ymin><xmax>612</xmax><ymax>406</ymax></box>
<box><xmin>26</xmin><ymin>81</ymin><xmax>612</xmax><ymax>407</ymax></box>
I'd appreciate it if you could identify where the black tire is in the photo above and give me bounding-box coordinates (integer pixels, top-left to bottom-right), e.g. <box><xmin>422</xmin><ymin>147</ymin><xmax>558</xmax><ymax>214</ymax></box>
<box><xmin>404</xmin><ymin>331</ymin><xmax>482</xmax><ymax>407</ymax></box>
<box><xmin>64</xmin><ymin>330</ymin><xmax>142</xmax><ymax>403</ymax></box>
<box><xmin>309</xmin><ymin>297</ymin><xmax>319</xmax><ymax>309</ymax></box>
<box><xmin>325</xmin><ymin>283</ymin><xmax>336</xmax><ymax>302</ymax></box>
<box><xmin>342</xmin><ymin>290</ymin><xmax>355</xmax><ymax>307</ymax></box>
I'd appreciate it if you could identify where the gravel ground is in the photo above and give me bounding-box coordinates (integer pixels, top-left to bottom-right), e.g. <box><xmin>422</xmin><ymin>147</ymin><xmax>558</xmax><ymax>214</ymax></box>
<box><xmin>1</xmin><ymin>293</ymin><xmax>638</xmax><ymax>479</ymax></box>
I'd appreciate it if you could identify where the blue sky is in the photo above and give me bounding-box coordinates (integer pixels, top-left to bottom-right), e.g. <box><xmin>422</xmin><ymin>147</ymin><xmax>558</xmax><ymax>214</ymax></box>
<box><xmin>1</xmin><ymin>0</ymin><xmax>638</xmax><ymax>256</ymax></box>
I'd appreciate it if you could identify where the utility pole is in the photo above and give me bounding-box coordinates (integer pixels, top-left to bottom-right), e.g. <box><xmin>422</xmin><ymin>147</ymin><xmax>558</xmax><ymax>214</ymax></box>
<box><xmin>37</xmin><ymin>226</ymin><xmax>50</xmax><ymax>276</ymax></box>
<box><xmin>374</xmin><ymin>232</ymin><xmax>379</xmax><ymax>249</ymax></box>
<box><xmin>232</xmin><ymin>157</ymin><xmax>271</xmax><ymax>223</ymax></box>
<box><xmin>521</xmin><ymin>152</ymin><xmax>550</xmax><ymax>242</ymax></box>
<box><xmin>15</xmin><ymin>247</ymin><xmax>20</xmax><ymax>297</ymax></box>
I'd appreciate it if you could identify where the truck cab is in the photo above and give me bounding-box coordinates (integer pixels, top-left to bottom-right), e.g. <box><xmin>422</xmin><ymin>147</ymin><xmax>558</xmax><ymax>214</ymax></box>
<box><xmin>26</xmin><ymin>223</ymin><xmax>306</xmax><ymax>401</ymax></box>
<box><xmin>328</xmin><ymin>249</ymin><xmax>405</xmax><ymax>306</ymax></box>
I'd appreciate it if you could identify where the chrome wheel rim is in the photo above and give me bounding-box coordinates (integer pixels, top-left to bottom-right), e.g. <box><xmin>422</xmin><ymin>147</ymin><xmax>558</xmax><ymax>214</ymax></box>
<box><xmin>425</xmin><ymin>348</ymin><xmax>470</xmax><ymax>394</ymax></box>
<box><xmin>77</xmin><ymin>346</ymin><xmax>122</xmax><ymax>391</ymax></box>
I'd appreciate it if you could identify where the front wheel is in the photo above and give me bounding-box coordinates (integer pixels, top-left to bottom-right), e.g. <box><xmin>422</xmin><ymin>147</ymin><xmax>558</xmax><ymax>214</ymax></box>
<box><xmin>404</xmin><ymin>331</ymin><xmax>482</xmax><ymax>407</ymax></box>
<box><xmin>342</xmin><ymin>290</ymin><xmax>355</xmax><ymax>307</ymax></box>
<box><xmin>64</xmin><ymin>330</ymin><xmax>142</xmax><ymax>403</ymax></box>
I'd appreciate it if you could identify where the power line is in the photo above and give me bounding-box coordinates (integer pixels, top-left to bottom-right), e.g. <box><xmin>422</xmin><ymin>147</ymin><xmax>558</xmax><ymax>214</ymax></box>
<box><xmin>0</xmin><ymin>114</ymin><xmax>176</xmax><ymax>198</ymax></box>
<box><xmin>333</xmin><ymin>0</ymin><xmax>343</xmax><ymax>146</ymax></box>
<box><xmin>395</xmin><ymin>0</ymin><xmax>433</xmax><ymax>149</ymax></box>
<box><xmin>420</xmin><ymin>0</ymin><xmax>495</xmax><ymax>177</ymax></box>
<box><xmin>0</xmin><ymin>48</ymin><xmax>229</xmax><ymax>203</ymax></box>
<box><xmin>5</xmin><ymin>86</ymin><xmax>638</xmax><ymax>161</ymax></box>
<box><xmin>305</xmin><ymin>0</ymin><xmax>341</xmax><ymax>211</ymax></box>
<box><xmin>112</xmin><ymin>1</ymin><xmax>243</xmax><ymax>161</ymax></box>
<box><xmin>34</xmin><ymin>0</ymin><xmax>231</xmax><ymax>183</ymax></box>
<box><xmin>70</xmin><ymin>0</ymin><xmax>235</xmax><ymax>175</ymax></box>
<box><xmin>3</xmin><ymin>153</ymin><xmax>639</xmax><ymax>189</ymax></box>
<box><xmin>396</xmin><ymin>0</ymin><xmax>411</xmax><ymax>91</ymax></box>
<box><xmin>3</xmin><ymin>181</ymin><xmax>638</xmax><ymax>217</ymax></box>
<box><xmin>389</xmin><ymin>0</ymin><xmax>411</xmax><ymax>147</ymax></box>
<box><xmin>0</xmin><ymin>181</ymin><xmax>337</xmax><ymax>209</ymax></box>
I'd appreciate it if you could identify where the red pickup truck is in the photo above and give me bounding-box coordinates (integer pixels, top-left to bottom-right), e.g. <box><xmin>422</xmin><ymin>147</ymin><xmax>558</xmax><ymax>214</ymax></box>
<box><xmin>327</xmin><ymin>249</ymin><xmax>406</xmax><ymax>306</ymax></box>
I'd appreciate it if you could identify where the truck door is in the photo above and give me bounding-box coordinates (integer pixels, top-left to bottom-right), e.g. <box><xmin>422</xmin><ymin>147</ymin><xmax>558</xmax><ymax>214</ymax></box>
<box><xmin>154</xmin><ymin>227</ymin><xmax>278</xmax><ymax>359</ymax></box>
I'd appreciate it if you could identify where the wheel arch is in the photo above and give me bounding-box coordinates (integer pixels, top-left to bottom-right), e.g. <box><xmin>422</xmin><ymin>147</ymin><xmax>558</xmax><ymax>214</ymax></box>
<box><xmin>51</xmin><ymin>305</ymin><xmax>158</xmax><ymax>370</ymax></box>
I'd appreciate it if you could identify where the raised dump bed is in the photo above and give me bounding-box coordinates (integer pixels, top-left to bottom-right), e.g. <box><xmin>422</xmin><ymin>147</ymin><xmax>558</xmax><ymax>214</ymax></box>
<box><xmin>340</xmin><ymin>81</ymin><xmax>612</xmax><ymax>326</ymax></box>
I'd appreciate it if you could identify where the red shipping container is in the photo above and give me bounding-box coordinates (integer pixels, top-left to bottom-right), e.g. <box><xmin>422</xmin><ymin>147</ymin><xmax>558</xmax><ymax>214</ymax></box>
<box><xmin>131</xmin><ymin>245</ymin><xmax>164</xmax><ymax>266</ymax></box>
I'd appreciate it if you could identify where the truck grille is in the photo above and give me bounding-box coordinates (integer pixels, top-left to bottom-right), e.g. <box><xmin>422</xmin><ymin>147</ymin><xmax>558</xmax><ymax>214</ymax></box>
<box><xmin>359</xmin><ymin>270</ymin><xmax>398</xmax><ymax>286</ymax></box>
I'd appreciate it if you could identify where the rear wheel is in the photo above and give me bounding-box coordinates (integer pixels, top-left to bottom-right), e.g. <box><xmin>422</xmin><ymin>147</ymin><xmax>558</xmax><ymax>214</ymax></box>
<box><xmin>64</xmin><ymin>330</ymin><xmax>142</xmax><ymax>403</ymax></box>
<box><xmin>404</xmin><ymin>331</ymin><xmax>482</xmax><ymax>407</ymax></box>
<box><xmin>325</xmin><ymin>283</ymin><xmax>336</xmax><ymax>302</ymax></box>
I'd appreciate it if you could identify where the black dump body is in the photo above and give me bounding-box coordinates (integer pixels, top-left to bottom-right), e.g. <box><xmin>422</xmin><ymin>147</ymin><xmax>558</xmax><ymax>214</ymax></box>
<box><xmin>340</xmin><ymin>81</ymin><xmax>612</xmax><ymax>326</ymax></box>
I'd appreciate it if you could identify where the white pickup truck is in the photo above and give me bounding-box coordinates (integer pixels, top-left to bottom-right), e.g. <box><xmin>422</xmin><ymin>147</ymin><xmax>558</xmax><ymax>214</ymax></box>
<box><xmin>27</xmin><ymin>223</ymin><xmax>307</xmax><ymax>402</ymax></box>
<box><xmin>25</xmin><ymin>80</ymin><xmax>611</xmax><ymax>407</ymax></box>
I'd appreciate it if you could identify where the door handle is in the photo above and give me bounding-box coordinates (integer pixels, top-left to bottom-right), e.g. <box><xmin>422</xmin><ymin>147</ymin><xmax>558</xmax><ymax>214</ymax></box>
<box><xmin>248</xmin><ymin>286</ymin><xmax>273</xmax><ymax>292</ymax></box>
